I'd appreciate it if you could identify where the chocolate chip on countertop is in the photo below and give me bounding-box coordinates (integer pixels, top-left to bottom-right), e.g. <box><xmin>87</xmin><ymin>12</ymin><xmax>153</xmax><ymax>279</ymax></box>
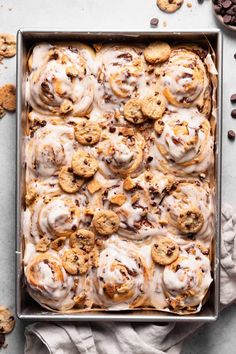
<box><xmin>0</xmin><ymin>334</ymin><xmax>5</xmax><ymax>349</ymax></box>
<box><xmin>150</xmin><ymin>18</ymin><xmax>159</xmax><ymax>27</ymax></box>
<box><xmin>234</xmin><ymin>53</ymin><xmax>236</xmax><ymax>59</ymax></box>
<box><xmin>228</xmin><ymin>130</ymin><xmax>236</xmax><ymax>140</ymax></box>
<box><xmin>214</xmin><ymin>5</ymin><xmax>222</xmax><ymax>14</ymax></box>
<box><xmin>231</xmin><ymin>109</ymin><xmax>236</xmax><ymax>118</ymax></box>
<box><xmin>231</xmin><ymin>94</ymin><xmax>236</xmax><ymax>103</ymax></box>
<box><xmin>223</xmin><ymin>14</ymin><xmax>232</xmax><ymax>23</ymax></box>
<box><xmin>198</xmin><ymin>0</ymin><xmax>204</xmax><ymax>3</ymax></box>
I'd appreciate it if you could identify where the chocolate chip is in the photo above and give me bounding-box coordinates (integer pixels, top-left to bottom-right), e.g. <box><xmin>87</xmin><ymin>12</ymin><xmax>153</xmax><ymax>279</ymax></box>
<box><xmin>231</xmin><ymin>109</ymin><xmax>236</xmax><ymax>118</ymax></box>
<box><xmin>68</xmin><ymin>167</ymin><xmax>73</xmax><ymax>173</ymax></box>
<box><xmin>147</xmin><ymin>156</ymin><xmax>153</xmax><ymax>163</ymax></box>
<box><xmin>228</xmin><ymin>130</ymin><xmax>235</xmax><ymax>140</ymax></box>
<box><xmin>198</xmin><ymin>0</ymin><xmax>204</xmax><ymax>3</ymax></box>
<box><xmin>231</xmin><ymin>94</ymin><xmax>236</xmax><ymax>103</ymax></box>
<box><xmin>214</xmin><ymin>5</ymin><xmax>222</xmax><ymax>14</ymax></box>
<box><xmin>234</xmin><ymin>53</ymin><xmax>236</xmax><ymax>59</ymax></box>
<box><xmin>150</xmin><ymin>18</ymin><xmax>159</xmax><ymax>27</ymax></box>
<box><xmin>72</xmin><ymin>225</ymin><xmax>77</xmax><ymax>231</ymax></box>
<box><xmin>223</xmin><ymin>0</ymin><xmax>232</xmax><ymax>9</ymax></box>
<box><xmin>109</xmin><ymin>126</ymin><xmax>116</xmax><ymax>133</ymax></box>
<box><xmin>223</xmin><ymin>14</ymin><xmax>232</xmax><ymax>23</ymax></box>
<box><xmin>0</xmin><ymin>334</ymin><xmax>5</xmax><ymax>349</ymax></box>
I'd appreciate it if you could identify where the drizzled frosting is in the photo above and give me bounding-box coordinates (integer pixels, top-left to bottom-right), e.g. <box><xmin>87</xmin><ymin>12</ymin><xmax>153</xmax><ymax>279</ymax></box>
<box><xmin>152</xmin><ymin>107</ymin><xmax>214</xmax><ymax>175</ymax></box>
<box><xmin>25</xmin><ymin>252</ymin><xmax>75</xmax><ymax>310</ymax></box>
<box><xmin>95</xmin><ymin>236</ymin><xmax>147</xmax><ymax>309</ymax></box>
<box><xmin>23</xmin><ymin>41</ymin><xmax>217</xmax><ymax>315</ymax></box>
<box><xmin>27</xmin><ymin>43</ymin><xmax>96</xmax><ymax>117</ymax></box>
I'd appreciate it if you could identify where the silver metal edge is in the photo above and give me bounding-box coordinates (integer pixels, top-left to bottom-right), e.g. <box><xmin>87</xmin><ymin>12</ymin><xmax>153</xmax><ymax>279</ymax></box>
<box><xmin>16</xmin><ymin>29</ymin><xmax>23</xmax><ymax>320</ymax></box>
<box><xmin>16</xmin><ymin>29</ymin><xmax>222</xmax><ymax>322</ymax></box>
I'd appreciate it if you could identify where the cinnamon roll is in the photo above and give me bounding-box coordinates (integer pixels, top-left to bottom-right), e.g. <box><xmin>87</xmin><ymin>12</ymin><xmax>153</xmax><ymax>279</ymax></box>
<box><xmin>96</xmin><ymin>126</ymin><xmax>145</xmax><ymax>178</ymax></box>
<box><xmin>161</xmin><ymin>181</ymin><xmax>214</xmax><ymax>244</ymax></box>
<box><xmin>152</xmin><ymin>107</ymin><xmax>214</xmax><ymax>175</ymax></box>
<box><xmin>94</xmin><ymin>236</ymin><xmax>148</xmax><ymax>309</ymax></box>
<box><xmin>27</xmin><ymin>43</ymin><xmax>96</xmax><ymax>117</ymax></box>
<box><xmin>98</xmin><ymin>171</ymin><xmax>174</xmax><ymax>240</ymax></box>
<box><xmin>25</xmin><ymin>252</ymin><xmax>75</xmax><ymax>311</ymax></box>
<box><xmin>163</xmin><ymin>243</ymin><xmax>212</xmax><ymax>312</ymax></box>
<box><xmin>26</xmin><ymin>123</ymin><xmax>74</xmax><ymax>179</ymax></box>
<box><xmin>29</xmin><ymin>194</ymin><xmax>89</xmax><ymax>243</ymax></box>
<box><xmin>161</xmin><ymin>47</ymin><xmax>211</xmax><ymax>116</ymax></box>
<box><xmin>94</xmin><ymin>44</ymin><xmax>150</xmax><ymax>114</ymax></box>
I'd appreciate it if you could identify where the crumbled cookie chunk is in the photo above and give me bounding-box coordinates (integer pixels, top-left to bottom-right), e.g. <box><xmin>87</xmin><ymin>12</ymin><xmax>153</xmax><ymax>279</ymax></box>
<box><xmin>70</xmin><ymin>229</ymin><xmax>95</xmax><ymax>253</ymax></box>
<box><xmin>0</xmin><ymin>306</ymin><xmax>15</xmax><ymax>334</ymax></box>
<box><xmin>87</xmin><ymin>178</ymin><xmax>101</xmax><ymax>194</ymax></box>
<box><xmin>0</xmin><ymin>84</ymin><xmax>16</xmax><ymax>111</ymax></box>
<box><xmin>35</xmin><ymin>236</ymin><xmax>50</xmax><ymax>252</ymax></box>
<box><xmin>0</xmin><ymin>33</ymin><xmax>16</xmax><ymax>57</ymax></box>
<box><xmin>110</xmin><ymin>193</ymin><xmax>127</xmax><ymax>206</ymax></box>
<box><xmin>51</xmin><ymin>237</ymin><xmax>66</xmax><ymax>251</ymax></box>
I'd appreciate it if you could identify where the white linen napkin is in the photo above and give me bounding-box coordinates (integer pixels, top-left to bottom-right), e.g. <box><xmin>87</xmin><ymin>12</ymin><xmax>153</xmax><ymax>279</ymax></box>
<box><xmin>24</xmin><ymin>203</ymin><xmax>236</xmax><ymax>354</ymax></box>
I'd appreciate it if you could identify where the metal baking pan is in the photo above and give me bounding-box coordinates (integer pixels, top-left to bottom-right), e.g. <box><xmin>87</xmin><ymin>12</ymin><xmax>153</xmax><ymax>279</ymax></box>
<box><xmin>16</xmin><ymin>29</ymin><xmax>222</xmax><ymax>322</ymax></box>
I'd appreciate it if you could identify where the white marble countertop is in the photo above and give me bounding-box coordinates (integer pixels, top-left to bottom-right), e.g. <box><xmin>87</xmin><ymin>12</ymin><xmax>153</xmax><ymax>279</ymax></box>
<box><xmin>0</xmin><ymin>0</ymin><xmax>236</xmax><ymax>353</ymax></box>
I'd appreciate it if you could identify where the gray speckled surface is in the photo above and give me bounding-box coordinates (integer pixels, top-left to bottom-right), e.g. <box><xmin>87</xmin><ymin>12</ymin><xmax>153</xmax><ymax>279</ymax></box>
<box><xmin>0</xmin><ymin>0</ymin><xmax>236</xmax><ymax>353</ymax></box>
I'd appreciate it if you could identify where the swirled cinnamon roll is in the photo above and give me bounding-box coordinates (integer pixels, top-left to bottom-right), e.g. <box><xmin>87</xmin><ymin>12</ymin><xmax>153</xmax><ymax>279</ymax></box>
<box><xmin>94</xmin><ymin>236</ymin><xmax>148</xmax><ymax>309</ymax></box>
<box><xmin>26</xmin><ymin>123</ymin><xmax>75</xmax><ymax>179</ymax></box>
<box><xmin>161</xmin><ymin>181</ymin><xmax>214</xmax><ymax>244</ymax></box>
<box><xmin>162</xmin><ymin>243</ymin><xmax>212</xmax><ymax>312</ymax></box>
<box><xmin>29</xmin><ymin>194</ymin><xmax>89</xmax><ymax>243</ymax></box>
<box><xmin>27</xmin><ymin>43</ymin><xmax>96</xmax><ymax>117</ymax></box>
<box><xmin>95</xmin><ymin>126</ymin><xmax>145</xmax><ymax>178</ymax></box>
<box><xmin>152</xmin><ymin>107</ymin><xmax>214</xmax><ymax>175</ymax></box>
<box><xmin>161</xmin><ymin>47</ymin><xmax>211</xmax><ymax>116</ymax></box>
<box><xmin>25</xmin><ymin>252</ymin><xmax>75</xmax><ymax>311</ymax></box>
<box><xmin>94</xmin><ymin>44</ymin><xmax>150</xmax><ymax>114</ymax></box>
<box><xmin>97</xmin><ymin>171</ymin><xmax>174</xmax><ymax>240</ymax></box>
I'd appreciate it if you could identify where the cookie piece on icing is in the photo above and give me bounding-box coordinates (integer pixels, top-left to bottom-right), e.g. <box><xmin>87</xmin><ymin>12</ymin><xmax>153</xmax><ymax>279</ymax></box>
<box><xmin>72</xmin><ymin>150</ymin><xmax>98</xmax><ymax>178</ymax></box>
<box><xmin>93</xmin><ymin>210</ymin><xmax>120</xmax><ymax>236</ymax></box>
<box><xmin>151</xmin><ymin>237</ymin><xmax>179</xmax><ymax>265</ymax></box>
<box><xmin>144</xmin><ymin>42</ymin><xmax>171</xmax><ymax>64</ymax></box>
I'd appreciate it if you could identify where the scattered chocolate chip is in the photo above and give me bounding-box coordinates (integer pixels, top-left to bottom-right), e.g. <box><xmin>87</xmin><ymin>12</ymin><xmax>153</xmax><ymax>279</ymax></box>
<box><xmin>234</xmin><ymin>53</ymin><xmax>236</xmax><ymax>59</ymax></box>
<box><xmin>109</xmin><ymin>126</ymin><xmax>116</xmax><ymax>133</ymax></box>
<box><xmin>198</xmin><ymin>0</ymin><xmax>204</xmax><ymax>3</ymax></box>
<box><xmin>231</xmin><ymin>94</ymin><xmax>236</xmax><ymax>103</ymax></box>
<box><xmin>228</xmin><ymin>130</ymin><xmax>235</xmax><ymax>140</ymax></box>
<box><xmin>223</xmin><ymin>14</ymin><xmax>232</xmax><ymax>23</ymax></box>
<box><xmin>223</xmin><ymin>0</ymin><xmax>232</xmax><ymax>9</ymax></box>
<box><xmin>147</xmin><ymin>156</ymin><xmax>153</xmax><ymax>163</ymax></box>
<box><xmin>150</xmin><ymin>18</ymin><xmax>159</xmax><ymax>27</ymax></box>
<box><xmin>231</xmin><ymin>109</ymin><xmax>236</xmax><ymax>118</ymax></box>
<box><xmin>0</xmin><ymin>334</ymin><xmax>5</xmax><ymax>349</ymax></box>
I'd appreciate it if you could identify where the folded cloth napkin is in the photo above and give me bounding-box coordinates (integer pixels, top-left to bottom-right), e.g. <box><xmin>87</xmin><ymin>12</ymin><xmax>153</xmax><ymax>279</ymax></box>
<box><xmin>25</xmin><ymin>203</ymin><xmax>236</xmax><ymax>354</ymax></box>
